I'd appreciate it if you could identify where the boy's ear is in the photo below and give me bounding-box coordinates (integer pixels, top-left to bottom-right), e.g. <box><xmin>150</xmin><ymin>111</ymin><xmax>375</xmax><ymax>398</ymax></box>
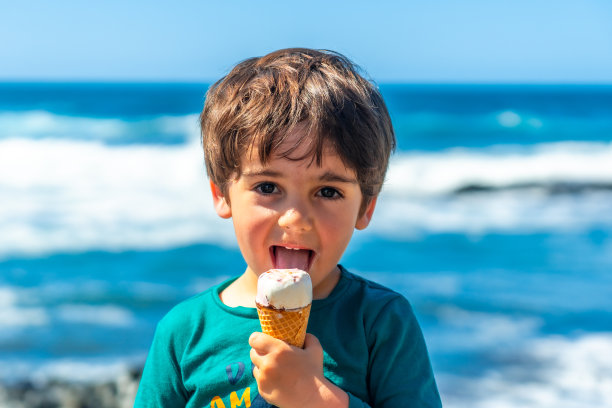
<box><xmin>355</xmin><ymin>196</ymin><xmax>378</xmax><ymax>230</ymax></box>
<box><xmin>210</xmin><ymin>181</ymin><xmax>232</xmax><ymax>219</ymax></box>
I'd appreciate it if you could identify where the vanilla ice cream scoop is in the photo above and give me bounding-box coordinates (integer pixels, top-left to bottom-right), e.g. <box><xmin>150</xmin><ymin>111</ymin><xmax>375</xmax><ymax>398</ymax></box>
<box><xmin>255</xmin><ymin>269</ymin><xmax>312</xmax><ymax>310</ymax></box>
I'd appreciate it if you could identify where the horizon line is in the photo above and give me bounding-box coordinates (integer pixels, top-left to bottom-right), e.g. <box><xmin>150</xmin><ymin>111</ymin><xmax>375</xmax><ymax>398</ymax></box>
<box><xmin>2</xmin><ymin>79</ymin><xmax>612</xmax><ymax>86</ymax></box>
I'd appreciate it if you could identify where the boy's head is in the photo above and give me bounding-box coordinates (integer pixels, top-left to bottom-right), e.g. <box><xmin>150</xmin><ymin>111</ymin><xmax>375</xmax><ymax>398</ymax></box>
<box><xmin>200</xmin><ymin>48</ymin><xmax>396</xmax><ymax>215</ymax></box>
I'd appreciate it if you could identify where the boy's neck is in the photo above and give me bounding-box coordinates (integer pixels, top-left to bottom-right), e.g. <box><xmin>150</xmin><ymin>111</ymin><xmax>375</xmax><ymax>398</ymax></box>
<box><xmin>219</xmin><ymin>267</ymin><xmax>342</xmax><ymax>308</ymax></box>
<box><xmin>219</xmin><ymin>271</ymin><xmax>259</xmax><ymax>308</ymax></box>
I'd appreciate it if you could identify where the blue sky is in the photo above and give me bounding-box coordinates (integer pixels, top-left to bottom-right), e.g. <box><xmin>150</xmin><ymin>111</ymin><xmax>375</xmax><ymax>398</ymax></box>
<box><xmin>1</xmin><ymin>0</ymin><xmax>611</xmax><ymax>83</ymax></box>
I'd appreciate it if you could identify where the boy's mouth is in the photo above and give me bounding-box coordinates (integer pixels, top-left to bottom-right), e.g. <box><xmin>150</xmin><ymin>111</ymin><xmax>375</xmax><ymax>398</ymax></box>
<box><xmin>270</xmin><ymin>245</ymin><xmax>314</xmax><ymax>272</ymax></box>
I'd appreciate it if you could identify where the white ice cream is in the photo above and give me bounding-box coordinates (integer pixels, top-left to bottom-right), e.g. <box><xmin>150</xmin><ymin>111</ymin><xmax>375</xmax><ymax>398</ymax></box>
<box><xmin>255</xmin><ymin>269</ymin><xmax>312</xmax><ymax>310</ymax></box>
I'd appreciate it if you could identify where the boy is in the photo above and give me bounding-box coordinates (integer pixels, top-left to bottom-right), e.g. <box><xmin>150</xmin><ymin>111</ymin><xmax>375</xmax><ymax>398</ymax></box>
<box><xmin>135</xmin><ymin>48</ymin><xmax>441</xmax><ymax>407</ymax></box>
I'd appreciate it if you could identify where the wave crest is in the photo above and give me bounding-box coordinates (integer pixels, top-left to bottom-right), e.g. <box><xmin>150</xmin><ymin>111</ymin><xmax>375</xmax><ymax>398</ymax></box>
<box><xmin>1</xmin><ymin>139</ymin><xmax>611</xmax><ymax>257</ymax></box>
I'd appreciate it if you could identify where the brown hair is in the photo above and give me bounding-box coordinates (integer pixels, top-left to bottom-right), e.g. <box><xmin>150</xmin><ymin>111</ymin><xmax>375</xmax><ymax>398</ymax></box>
<box><xmin>200</xmin><ymin>48</ymin><xmax>395</xmax><ymax>213</ymax></box>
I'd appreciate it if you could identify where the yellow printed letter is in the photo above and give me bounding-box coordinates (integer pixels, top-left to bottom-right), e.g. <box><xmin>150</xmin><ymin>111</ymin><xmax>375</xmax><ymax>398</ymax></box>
<box><xmin>230</xmin><ymin>387</ymin><xmax>251</xmax><ymax>408</ymax></box>
<box><xmin>210</xmin><ymin>396</ymin><xmax>226</xmax><ymax>408</ymax></box>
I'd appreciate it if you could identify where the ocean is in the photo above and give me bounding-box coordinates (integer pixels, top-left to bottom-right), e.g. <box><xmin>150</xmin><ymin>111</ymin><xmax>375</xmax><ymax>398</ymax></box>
<box><xmin>1</xmin><ymin>83</ymin><xmax>611</xmax><ymax>407</ymax></box>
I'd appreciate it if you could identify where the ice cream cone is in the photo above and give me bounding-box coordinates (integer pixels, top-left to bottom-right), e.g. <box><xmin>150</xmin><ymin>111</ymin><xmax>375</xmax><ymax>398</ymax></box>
<box><xmin>256</xmin><ymin>303</ymin><xmax>311</xmax><ymax>348</ymax></box>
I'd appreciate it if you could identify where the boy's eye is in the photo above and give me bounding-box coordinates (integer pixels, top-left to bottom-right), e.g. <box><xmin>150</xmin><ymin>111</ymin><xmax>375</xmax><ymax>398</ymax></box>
<box><xmin>255</xmin><ymin>182</ymin><xmax>278</xmax><ymax>195</ymax></box>
<box><xmin>318</xmin><ymin>187</ymin><xmax>342</xmax><ymax>199</ymax></box>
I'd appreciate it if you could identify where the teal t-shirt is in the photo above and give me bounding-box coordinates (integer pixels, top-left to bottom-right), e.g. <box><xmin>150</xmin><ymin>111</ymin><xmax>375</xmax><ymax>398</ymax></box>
<box><xmin>134</xmin><ymin>266</ymin><xmax>441</xmax><ymax>407</ymax></box>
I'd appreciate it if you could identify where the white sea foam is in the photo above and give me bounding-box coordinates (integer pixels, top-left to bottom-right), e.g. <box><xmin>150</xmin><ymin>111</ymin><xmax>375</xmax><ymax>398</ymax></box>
<box><xmin>0</xmin><ymin>137</ymin><xmax>235</xmax><ymax>259</ymax></box>
<box><xmin>0</xmin><ymin>307</ymin><xmax>49</xmax><ymax>328</ymax></box>
<box><xmin>1</xmin><ymin>139</ymin><xmax>611</xmax><ymax>258</ymax></box>
<box><xmin>371</xmin><ymin>141</ymin><xmax>612</xmax><ymax>235</ymax></box>
<box><xmin>371</xmin><ymin>189</ymin><xmax>612</xmax><ymax>236</ymax></box>
<box><xmin>55</xmin><ymin>304</ymin><xmax>136</xmax><ymax>327</ymax></box>
<box><xmin>0</xmin><ymin>286</ymin><xmax>49</xmax><ymax>327</ymax></box>
<box><xmin>434</xmin><ymin>306</ymin><xmax>543</xmax><ymax>350</ymax></box>
<box><xmin>497</xmin><ymin>110</ymin><xmax>522</xmax><ymax>127</ymax></box>
<box><xmin>359</xmin><ymin>271</ymin><xmax>461</xmax><ymax>297</ymax></box>
<box><xmin>0</xmin><ymin>355</ymin><xmax>145</xmax><ymax>384</ymax></box>
<box><xmin>0</xmin><ymin>286</ymin><xmax>138</xmax><ymax>329</ymax></box>
<box><xmin>439</xmin><ymin>333</ymin><xmax>612</xmax><ymax>408</ymax></box>
<box><xmin>0</xmin><ymin>110</ymin><xmax>199</xmax><ymax>144</ymax></box>
<box><xmin>385</xmin><ymin>141</ymin><xmax>612</xmax><ymax>197</ymax></box>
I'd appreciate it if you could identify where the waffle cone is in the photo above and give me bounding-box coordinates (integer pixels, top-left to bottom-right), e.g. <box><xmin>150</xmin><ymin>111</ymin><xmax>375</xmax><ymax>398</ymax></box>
<box><xmin>256</xmin><ymin>303</ymin><xmax>311</xmax><ymax>348</ymax></box>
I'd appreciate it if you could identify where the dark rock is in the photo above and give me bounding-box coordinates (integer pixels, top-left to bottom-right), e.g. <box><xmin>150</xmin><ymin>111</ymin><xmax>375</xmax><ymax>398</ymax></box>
<box><xmin>0</xmin><ymin>366</ymin><xmax>143</xmax><ymax>408</ymax></box>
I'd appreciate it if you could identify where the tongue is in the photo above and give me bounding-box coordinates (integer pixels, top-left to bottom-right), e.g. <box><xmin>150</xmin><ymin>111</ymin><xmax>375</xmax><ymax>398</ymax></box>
<box><xmin>275</xmin><ymin>247</ymin><xmax>310</xmax><ymax>271</ymax></box>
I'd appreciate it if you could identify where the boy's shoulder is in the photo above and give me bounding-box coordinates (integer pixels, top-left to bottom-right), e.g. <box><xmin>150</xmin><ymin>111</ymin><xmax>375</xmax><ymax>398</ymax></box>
<box><xmin>327</xmin><ymin>266</ymin><xmax>422</xmax><ymax>339</ymax></box>
<box><xmin>156</xmin><ymin>279</ymin><xmax>226</xmax><ymax>333</ymax></box>
<box><xmin>337</xmin><ymin>266</ymin><xmax>414</xmax><ymax>314</ymax></box>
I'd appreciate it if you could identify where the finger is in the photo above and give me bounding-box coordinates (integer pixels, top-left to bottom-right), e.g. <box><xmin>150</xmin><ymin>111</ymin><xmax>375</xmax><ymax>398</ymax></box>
<box><xmin>249</xmin><ymin>331</ymin><xmax>281</xmax><ymax>352</ymax></box>
<box><xmin>248</xmin><ymin>332</ymin><xmax>266</xmax><ymax>349</ymax></box>
<box><xmin>251</xmin><ymin>363</ymin><xmax>260</xmax><ymax>380</ymax></box>
<box><xmin>250</xmin><ymin>347</ymin><xmax>263</xmax><ymax>368</ymax></box>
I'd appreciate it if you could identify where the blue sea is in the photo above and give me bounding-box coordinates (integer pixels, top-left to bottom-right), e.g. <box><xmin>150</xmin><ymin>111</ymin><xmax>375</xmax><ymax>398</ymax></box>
<box><xmin>1</xmin><ymin>83</ymin><xmax>611</xmax><ymax>407</ymax></box>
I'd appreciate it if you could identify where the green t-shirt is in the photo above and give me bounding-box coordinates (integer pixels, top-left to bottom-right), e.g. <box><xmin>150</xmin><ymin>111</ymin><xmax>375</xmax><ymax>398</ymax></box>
<box><xmin>134</xmin><ymin>266</ymin><xmax>441</xmax><ymax>407</ymax></box>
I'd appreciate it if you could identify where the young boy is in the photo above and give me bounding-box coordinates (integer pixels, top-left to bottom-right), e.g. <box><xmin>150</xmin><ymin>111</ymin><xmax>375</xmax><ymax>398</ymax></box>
<box><xmin>135</xmin><ymin>48</ymin><xmax>441</xmax><ymax>408</ymax></box>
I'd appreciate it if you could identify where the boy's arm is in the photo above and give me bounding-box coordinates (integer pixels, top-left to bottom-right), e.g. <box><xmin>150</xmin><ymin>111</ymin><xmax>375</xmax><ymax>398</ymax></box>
<box><xmin>134</xmin><ymin>320</ymin><xmax>189</xmax><ymax>407</ymax></box>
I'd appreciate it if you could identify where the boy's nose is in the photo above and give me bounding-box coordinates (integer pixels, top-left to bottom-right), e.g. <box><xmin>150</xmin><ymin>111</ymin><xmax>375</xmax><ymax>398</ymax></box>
<box><xmin>278</xmin><ymin>206</ymin><xmax>313</xmax><ymax>232</ymax></box>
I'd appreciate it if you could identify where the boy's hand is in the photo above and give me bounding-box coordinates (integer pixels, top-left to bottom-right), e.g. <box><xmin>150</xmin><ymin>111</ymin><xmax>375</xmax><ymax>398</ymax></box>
<box><xmin>249</xmin><ymin>332</ymin><xmax>348</xmax><ymax>408</ymax></box>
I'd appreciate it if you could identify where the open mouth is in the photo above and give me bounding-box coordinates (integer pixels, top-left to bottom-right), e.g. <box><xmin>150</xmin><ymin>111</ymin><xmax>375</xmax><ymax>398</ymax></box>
<box><xmin>270</xmin><ymin>245</ymin><xmax>314</xmax><ymax>272</ymax></box>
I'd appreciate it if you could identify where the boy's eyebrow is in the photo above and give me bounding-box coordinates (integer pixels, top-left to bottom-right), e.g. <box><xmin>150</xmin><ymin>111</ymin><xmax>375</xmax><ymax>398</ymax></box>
<box><xmin>319</xmin><ymin>171</ymin><xmax>358</xmax><ymax>184</ymax></box>
<box><xmin>241</xmin><ymin>169</ymin><xmax>282</xmax><ymax>178</ymax></box>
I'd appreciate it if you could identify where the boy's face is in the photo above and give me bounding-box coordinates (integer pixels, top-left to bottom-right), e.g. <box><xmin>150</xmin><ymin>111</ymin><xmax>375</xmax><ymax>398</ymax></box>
<box><xmin>211</xmin><ymin>127</ymin><xmax>376</xmax><ymax>299</ymax></box>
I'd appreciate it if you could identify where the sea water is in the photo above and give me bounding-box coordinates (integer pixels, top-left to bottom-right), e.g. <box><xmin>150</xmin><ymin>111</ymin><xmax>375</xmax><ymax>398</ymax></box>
<box><xmin>1</xmin><ymin>83</ymin><xmax>611</xmax><ymax>407</ymax></box>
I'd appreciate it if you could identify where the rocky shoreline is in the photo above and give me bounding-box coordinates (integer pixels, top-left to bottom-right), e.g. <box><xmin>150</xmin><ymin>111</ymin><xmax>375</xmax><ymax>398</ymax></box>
<box><xmin>0</xmin><ymin>367</ymin><xmax>142</xmax><ymax>408</ymax></box>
